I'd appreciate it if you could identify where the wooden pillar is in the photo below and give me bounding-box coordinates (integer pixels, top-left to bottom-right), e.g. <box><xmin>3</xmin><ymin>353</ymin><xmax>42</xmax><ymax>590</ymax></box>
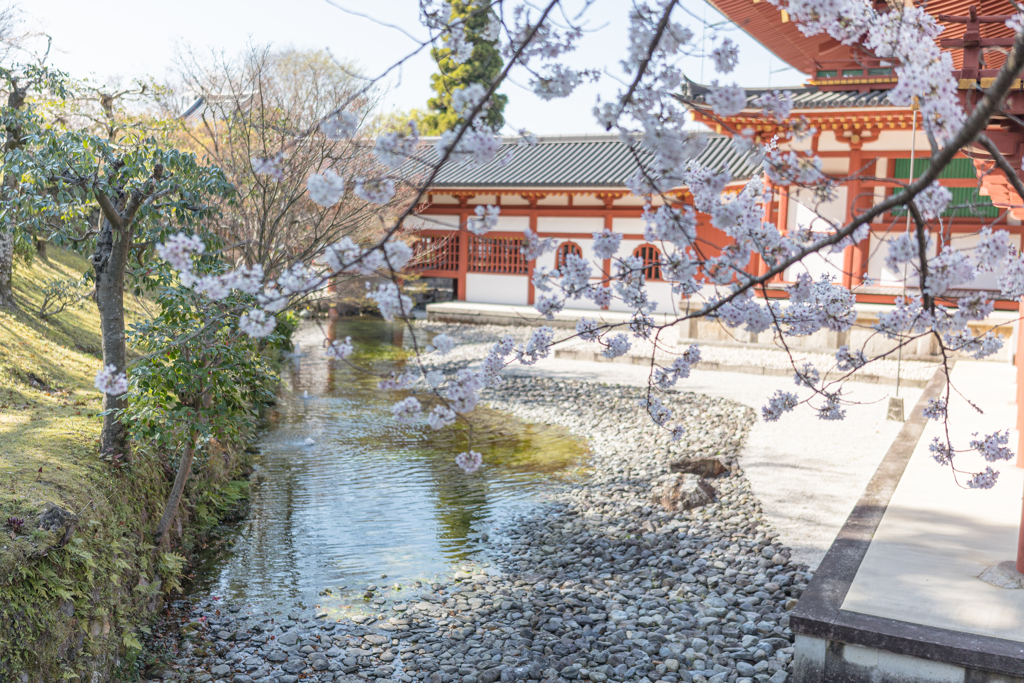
<box><xmin>773</xmin><ymin>186</ymin><xmax>790</xmax><ymax>283</ymax></box>
<box><xmin>842</xmin><ymin>145</ymin><xmax>863</xmax><ymax>288</ymax></box>
<box><xmin>602</xmin><ymin>206</ymin><xmax>613</xmax><ymax>310</ymax></box>
<box><xmin>457</xmin><ymin>210</ymin><xmax>469</xmax><ymax>301</ymax></box>
<box><xmin>527</xmin><ymin>211</ymin><xmax>537</xmax><ymax>305</ymax></box>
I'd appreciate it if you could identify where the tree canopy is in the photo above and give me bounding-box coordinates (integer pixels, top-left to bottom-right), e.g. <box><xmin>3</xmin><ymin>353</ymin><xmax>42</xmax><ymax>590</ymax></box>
<box><xmin>418</xmin><ymin>0</ymin><xmax>507</xmax><ymax>135</ymax></box>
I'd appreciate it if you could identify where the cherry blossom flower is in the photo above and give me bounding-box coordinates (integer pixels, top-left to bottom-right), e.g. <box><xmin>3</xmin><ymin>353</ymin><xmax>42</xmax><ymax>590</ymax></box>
<box><xmin>353</xmin><ymin>178</ymin><xmax>396</xmax><ymax>205</ymax></box>
<box><xmin>923</xmin><ymin>398</ymin><xmax>947</xmax><ymax>421</ymax></box>
<box><xmin>367</xmin><ymin>282</ymin><xmax>413</xmax><ymax>321</ymax></box>
<box><xmin>707</xmin><ymin>81</ymin><xmax>746</xmax><ymax>117</ymax></box>
<box><xmin>468</xmin><ymin>205</ymin><xmax>500</xmax><ymax>236</ymax></box>
<box><xmin>429</xmin><ymin>333</ymin><xmax>456</xmax><ymax>355</ymax></box>
<box><xmin>156</xmin><ymin>233</ymin><xmax>205</xmax><ymax>274</ymax></box>
<box><xmin>762</xmin><ymin>390</ymin><xmax>798</xmax><ymax>421</ymax></box>
<box><xmin>391</xmin><ymin>397</ymin><xmax>423</xmax><ymax>424</ymax></box>
<box><xmin>711</xmin><ymin>38</ymin><xmax>739</xmax><ymax>73</ymax></box>
<box><xmin>321</xmin><ymin>111</ymin><xmax>360</xmax><ymax>139</ymax></box>
<box><xmin>325</xmin><ymin>337</ymin><xmax>354</xmax><ymax>360</ymax></box>
<box><xmin>307</xmin><ymin>170</ymin><xmax>346</xmax><ymax>207</ymax></box>
<box><xmin>238</xmin><ymin>309</ymin><xmax>277</xmax><ymax>339</ymax></box>
<box><xmin>591</xmin><ymin>228</ymin><xmax>623</xmax><ymax>259</ymax></box>
<box><xmin>94</xmin><ymin>364</ymin><xmax>128</xmax><ymax>396</ymax></box>
<box><xmin>428</xmin><ymin>405</ymin><xmax>457</xmax><ymax>430</ymax></box>
<box><xmin>251</xmin><ymin>154</ymin><xmax>284</xmax><ymax>181</ymax></box>
<box><xmin>373</xmin><ymin>120</ymin><xmax>419</xmax><ymax>169</ymax></box>
<box><xmin>455</xmin><ymin>450</ymin><xmax>483</xmax><ymax>474</ymax></box>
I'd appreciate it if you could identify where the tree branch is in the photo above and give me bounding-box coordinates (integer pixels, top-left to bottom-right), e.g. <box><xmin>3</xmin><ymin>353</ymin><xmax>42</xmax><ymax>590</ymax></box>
<box><xmin>976</xmin><ymin>133</ymin><xmax>1024</xmax><ymax>206</ymax></box>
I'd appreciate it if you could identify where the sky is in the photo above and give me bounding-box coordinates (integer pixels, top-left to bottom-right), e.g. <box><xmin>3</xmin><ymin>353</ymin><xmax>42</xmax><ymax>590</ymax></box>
<box><xmin>25</xmin><ymin>0</ymin><xmax>805</xmax><ymax>136</ymax></box>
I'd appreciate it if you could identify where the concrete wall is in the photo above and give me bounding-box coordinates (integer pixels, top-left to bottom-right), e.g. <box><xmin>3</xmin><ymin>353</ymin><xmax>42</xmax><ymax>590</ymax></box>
<box><xmin>793</xmin><ymin>634</ymin><xmax>1024</xmax><ymax>683</ymax></box>
<box><xmin>464</xmin><ymin>273</ymin><xmax>529</xmax><ymax>305</ymax></box>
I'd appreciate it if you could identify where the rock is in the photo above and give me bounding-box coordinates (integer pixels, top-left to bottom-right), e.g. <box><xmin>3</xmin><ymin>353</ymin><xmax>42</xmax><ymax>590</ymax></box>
<box><xmin>266</xmin><ymin>651</ymin><xmax>288</xmax><ymax>663</ymax></box>
<box><xmin>282</xmin><ymin>658</ymin><xmax>307</xmax><ymax>674</ymax></box>
<box><xmin>364</xmin><ymin>634</ymin><xmax>389</xmax><ymax>645</ymax></box>
<box><xmin>649</xmin><ymin>473</ymin><xmax>716</xmax><ymax>511</ymax></box>
<box><xmin>979</xmin><ymin>561</ymin><xmax>1024</xmax><ymax>589</ymax></box>
<box><xmin>211</xmin><ymin>665</ymin><xmax>230</xmax><ymax>676</ymax></box>
<box><xmin>669</xmin><ymin>457</ymin><xmax>728</xmax><ymax>478</ymax></box>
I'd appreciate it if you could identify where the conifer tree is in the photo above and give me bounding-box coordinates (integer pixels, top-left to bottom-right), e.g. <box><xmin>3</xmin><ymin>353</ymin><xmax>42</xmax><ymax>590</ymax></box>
<box><xmin>418</xmin><ymin>0</ymin><xmax>507</xmax><ymax>135</ymax></box>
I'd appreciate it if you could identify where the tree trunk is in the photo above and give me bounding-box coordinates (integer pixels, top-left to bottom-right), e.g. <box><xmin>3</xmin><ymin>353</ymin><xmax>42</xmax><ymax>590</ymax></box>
<box><xmin>0</xmin><ymin>82</ymin><xmax>26</xmax><ymax>310</ymax></box>
<box><xmin>92</xmin><ymin>213</ymin><xmax>132</xmax><ymax>462</ymax></box>
<box><xmin>35</xmin><ymin>237</ymin><xmax>47</xmax><ymax>261</ymax></box>
<box><xmin>154</xmin><ymin>442</ymin><xmax>194</xmax><ymax>548</ymax></box>
<box><xmin>0</xmin><ymin>226</ymin><xmax>13</xmax><ymax>308</ymax></box>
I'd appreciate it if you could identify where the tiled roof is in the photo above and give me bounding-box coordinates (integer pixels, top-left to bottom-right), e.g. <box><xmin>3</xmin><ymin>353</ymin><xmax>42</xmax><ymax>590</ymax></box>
<box><xmin>409</xmin><ymin>134</ymin><xmax>760</xmax><ymax>189</ymax></box>
<box><xmin>679</xmin><ymin>79</ymin><xmax>904</xmax><ymax>110</ymax></box>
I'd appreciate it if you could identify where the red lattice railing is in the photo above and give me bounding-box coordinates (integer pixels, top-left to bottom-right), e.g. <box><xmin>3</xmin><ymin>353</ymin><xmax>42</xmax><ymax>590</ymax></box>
<box><xmin>469</xmin><ymin>234</ymin><xmax>527</xmax><ymax>274</ymax></box>
<box><xmin>411</xmin><ymin>232</ymin><xmax>460</xmax><ymax>272</ymax></box>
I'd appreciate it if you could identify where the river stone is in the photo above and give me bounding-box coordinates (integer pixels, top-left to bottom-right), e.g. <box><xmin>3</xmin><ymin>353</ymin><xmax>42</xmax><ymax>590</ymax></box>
<box><xmin>670</xmin><ymin>457</ymin><xmax>728</xmax><ymax>478</ymax></box>
<box><xmin>283</xmin><ymin>658</ymin><xmax>307</xmax><ymax>673</ymax></box>
<box><xmin>364</xmin><ymin>634</ymin><xmax>389</xmax><ymax>645</ymax></box>
<box><xmin>649</xmin><ymin>473</ymin><xmax>716</xmax><ymax>511</ymax></box>
<box><xmin>266</xmin><ymin>650</ymin><xmax>288</xmax><ymax>663</ymax></box>
<box><xmin>278</xmin><ymin>632</ymin><xmax>299</xmax><ymax>646</ymax></box>
<box><xmin>211</xmin><ymin>664</ymin><xmax>230</xmax><ymax>676</ymax></box>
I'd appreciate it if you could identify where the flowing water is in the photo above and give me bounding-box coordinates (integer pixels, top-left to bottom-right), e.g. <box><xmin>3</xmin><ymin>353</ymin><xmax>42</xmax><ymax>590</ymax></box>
<box><xmin>187</xmin><ymin>317</ymin><xmax>586</xmax><ymax>615</ymax></box>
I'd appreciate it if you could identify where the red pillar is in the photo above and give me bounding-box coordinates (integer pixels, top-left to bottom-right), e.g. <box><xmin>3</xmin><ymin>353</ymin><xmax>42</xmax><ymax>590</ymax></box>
<box><xmin>842</xmin><ymin>146</ymin><xmax>863</xmax><ymax>288</ymax></box>
<box><xmin>527</xmin><ymin>211</ymin><xmax>537</xmax><ymax>305</ymax></box>
<box><xmin>457</xmin><ymin>210</ymin><xmax>469</xmax><ymax>301</ymax></box>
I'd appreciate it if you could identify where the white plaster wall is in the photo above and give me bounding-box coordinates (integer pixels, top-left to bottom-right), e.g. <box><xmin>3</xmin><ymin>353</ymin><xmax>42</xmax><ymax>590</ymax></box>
<box><xmin>613</xmin><ymin>217</ymin><xmax>647</xmax><ymax>235</ymax></box>
<box><xmin>860</xmin><ymin>129</ymin><xmax>931</xmax><ymax>152</ymax></box>
<box><xmin>536</xmin><ymin>216</ymin><xmax>604</xmax><ymax>234</ymax></box>
<box><xmin>867</xmin><ymin>230</ymin><xmax>937</xmax><ymax>286</ymax></box>
<box><xmin>785</xmin><ymin>186</ymin><xmax>849</xmax><ymax>282</ymax></box>
<box><xmin>786</xmin><ymin>186</ymin><xmax>849</xmax><ymax>233</ymax></box>
<box><xmin>494</xmin><ymin>215</ymin><xmax>530</xmax><ymax>232</ymax></box>
<box><xmin>465</xmin><ymin>274</ymin><xmax>529</xmax><ymax>305</ymax></box>
<box><xmin>535</xmin><ymin>238</ymin><xmax>599</xmax><ymax>274</ymax></box>
<box><xmin>605</xmin><ymin>281</ymin><xmax>678</xmax><ymax>314</ymax></box>
<box><xmin>948</xmin><ymin>231</ymin><xmax>1022</xmax><ymax>290</ymax></box>
<box><xmin>409</xmin><ymin>214</ymin><xmax>460</xmax><ymax>230</ymax></box>
<box><xmin>821</xmin><ymin>157</ymin><xmax>850</xmax><ymax>175</ymax></box>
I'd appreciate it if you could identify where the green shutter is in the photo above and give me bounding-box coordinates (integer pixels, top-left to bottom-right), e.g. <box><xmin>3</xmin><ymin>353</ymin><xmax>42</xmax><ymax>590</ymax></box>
<box><xmin>816</xmin><ymin>70</ymin><xmax>837</xmax><ymax>78</ymax></box>
<box><xmin>890</xmin><ymin>186</ymin><xmax>999</xmax><ymax>218</ymax></box>
<box><xmin>893</xmin><ymin>157</ymin><xmax>977</xmax><ymax>179</ymax></box>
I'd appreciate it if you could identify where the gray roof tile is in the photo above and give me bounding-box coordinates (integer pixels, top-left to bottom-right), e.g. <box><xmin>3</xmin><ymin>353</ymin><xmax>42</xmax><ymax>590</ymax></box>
<box><xmin>406</xmin><ymin>134</ymin><xmax>759</xmax><ymax>189</ymax></box>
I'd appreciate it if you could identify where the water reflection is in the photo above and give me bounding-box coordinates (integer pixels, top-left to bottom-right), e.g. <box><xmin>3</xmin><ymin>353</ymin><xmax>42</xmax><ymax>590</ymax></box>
<box><xmin>189</xmin><ymin>317</ymin><xmax>585</xmax><ymax>613</ymax></box>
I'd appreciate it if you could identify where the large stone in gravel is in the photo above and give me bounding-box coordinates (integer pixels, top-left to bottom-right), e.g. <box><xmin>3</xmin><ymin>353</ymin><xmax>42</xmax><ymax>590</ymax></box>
<box><xmin>670</xmin><ymin>457</ymin><xmax>728</xmax><ymax>478</ymax></box>
<box><xmin>650</xmin><ymin>473</ymin><xmax>716</xmax><ymax>511</ymax></box>
<box><xmin>364</xmin><ymin>634</ymin><xmax>389</xmax><ymax>645</ymax></box>
<box><xmin>211</xmin><ymin>664</ymin><xmax>230</xmax><ymax>676</ymax></box>
<box><xmin>282</xmin><ymin>658</ymin><xmax>307</xmax><ymax>673</ymax></box>
<box><xmin>266</xmin><ymin>650</ymin><xmax>288</xmax><ymax>662</ymax></box>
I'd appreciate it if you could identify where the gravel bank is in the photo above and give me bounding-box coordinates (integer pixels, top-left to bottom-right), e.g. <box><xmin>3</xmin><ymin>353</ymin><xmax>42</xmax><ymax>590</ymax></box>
<box><xmin>146</xmin><ymin>375</ymin><xmax>806</xmax><ymax>683</ymax></box>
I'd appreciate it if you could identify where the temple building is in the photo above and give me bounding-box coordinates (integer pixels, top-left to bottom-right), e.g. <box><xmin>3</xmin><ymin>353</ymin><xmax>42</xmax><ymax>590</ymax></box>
<box><xmin>407</xmin><ymin>134</ymin><xmax>758</xmax><ymax>313</ymax></box>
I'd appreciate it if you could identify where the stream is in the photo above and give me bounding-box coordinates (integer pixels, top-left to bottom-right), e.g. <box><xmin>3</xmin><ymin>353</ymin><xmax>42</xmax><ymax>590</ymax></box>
<box><xmin>186</xmin><ymin>317</ymin><xmax>587</xmax><ymax>617</ymax></box>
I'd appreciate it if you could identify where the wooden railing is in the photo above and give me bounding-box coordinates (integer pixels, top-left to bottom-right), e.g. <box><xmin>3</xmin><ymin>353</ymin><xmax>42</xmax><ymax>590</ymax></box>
<box><xmin>468</xmin><ymin>234</ymin><xmax>527</xmax><ymax>274</ymax></box>
<box><xmin>410</xmin><ymin>231</ymin><xmax>460</xmax><ymax>273</ymax></box>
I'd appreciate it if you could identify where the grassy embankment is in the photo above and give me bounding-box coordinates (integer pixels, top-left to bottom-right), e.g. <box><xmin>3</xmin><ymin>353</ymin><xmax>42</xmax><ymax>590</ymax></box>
<box><xmin>0</xmin><ymin>249</ymin><xmax>251</xmax><ymax>681</ymax></box>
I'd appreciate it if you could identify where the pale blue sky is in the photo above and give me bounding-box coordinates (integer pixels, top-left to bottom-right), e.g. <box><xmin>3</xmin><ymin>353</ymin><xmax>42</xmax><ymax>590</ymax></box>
<box><xmin>26</xmin><ymin>0</ymin><xmax>803</xmax><ymax>135</ymax></box>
